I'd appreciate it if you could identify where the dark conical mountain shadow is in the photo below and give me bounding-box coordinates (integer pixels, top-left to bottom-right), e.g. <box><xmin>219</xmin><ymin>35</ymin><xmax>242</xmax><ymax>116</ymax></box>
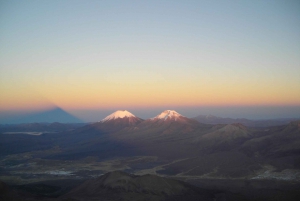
<box><xmin>6</xmin><ymin>107</ymin><xmax>84</xmax><ymax>124</ymax></box>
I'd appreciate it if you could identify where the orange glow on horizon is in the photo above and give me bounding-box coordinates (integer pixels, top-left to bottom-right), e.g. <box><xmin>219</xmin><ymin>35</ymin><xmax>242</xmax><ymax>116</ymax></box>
<box><xmin>1</xmin><ymin>75</ymin><xmax>299</xmax><ymax>111</ymax></box>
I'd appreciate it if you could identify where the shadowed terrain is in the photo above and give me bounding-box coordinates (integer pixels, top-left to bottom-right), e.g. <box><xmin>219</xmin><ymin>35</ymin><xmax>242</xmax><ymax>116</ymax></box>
<box><xmin>1</xmin><ymin>111</ymin><xmax>300</xmax><ymax>200</ymax></box>
<box><xmin>60</xmin><ymin>171</ymin><xmax>217</xmax><ymax>201</ymax></box>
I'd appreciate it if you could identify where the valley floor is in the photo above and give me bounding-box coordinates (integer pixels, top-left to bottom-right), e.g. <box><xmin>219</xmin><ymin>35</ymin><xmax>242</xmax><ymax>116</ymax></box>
<box><xmin>1</xmin><ymin>154</ymin><xmax>300</xmax><ymax>185</ymax></box>
<box><xmin>1</xmin><ymin>154</ymin><xmax>300</xmax><ymax>200</ymax></box>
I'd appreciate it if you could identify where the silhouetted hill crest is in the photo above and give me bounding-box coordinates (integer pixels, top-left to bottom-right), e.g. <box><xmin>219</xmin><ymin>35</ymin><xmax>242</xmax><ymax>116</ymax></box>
<box><xmin>61</xmin><ymin>171</ymin><xmax>215</xmax><ymax>201</ymax></box>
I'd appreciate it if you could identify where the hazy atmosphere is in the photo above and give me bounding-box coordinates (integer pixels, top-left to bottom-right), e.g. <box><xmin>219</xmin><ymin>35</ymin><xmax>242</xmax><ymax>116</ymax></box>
<box><xmin>1</xmin><ymin>2</ymin><xmax>300</xmax><ymax>201</ymax></box>
<box><xmin>1</xmin><ymin>0</ymin><xmax>300</xmax><ymax>122</ymax></box>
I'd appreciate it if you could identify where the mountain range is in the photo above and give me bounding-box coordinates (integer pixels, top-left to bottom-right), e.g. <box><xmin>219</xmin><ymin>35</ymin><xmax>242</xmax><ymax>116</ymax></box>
<box><xmin>1</xmin><ymin>109</ymin><xmax>300</xmax><ymax>200</ymax></box>
<box><xmin>2</xmin><ymin>109</ymin><xmax>299</xmax><ymax>172</ymax></box>
<box><xmin>193</xmin><ymin>114</ymin><xmax>298</xmax><ymax>127</ymax></box>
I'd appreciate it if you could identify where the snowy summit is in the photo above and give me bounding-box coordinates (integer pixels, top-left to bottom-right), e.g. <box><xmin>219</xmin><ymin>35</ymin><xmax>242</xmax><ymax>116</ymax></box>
<box><xmin>101</xmin><ymin>110</ymin><xmax>135</xmax><ymax>122</ymax></box>
<box><xmin>153</xmin><ymin>110</ymin><xmax>184</xmax><ymax>121</ymax></box>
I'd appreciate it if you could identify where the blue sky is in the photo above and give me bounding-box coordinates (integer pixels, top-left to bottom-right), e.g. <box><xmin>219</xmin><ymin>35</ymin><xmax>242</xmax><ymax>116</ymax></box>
<box><xmin>0</xmin><ymin>0</ymin><xmax>300</xmax><ymax>122</ymax></box>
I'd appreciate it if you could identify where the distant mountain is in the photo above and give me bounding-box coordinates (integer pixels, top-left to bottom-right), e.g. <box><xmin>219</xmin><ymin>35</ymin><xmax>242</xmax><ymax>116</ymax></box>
<box><xmin>100</xmin><ymin>110</ymin><xmax>143</xmax><ymax>126</ymax></box>
<box><xmin>193</xmin><ymin>115</ymin><xmax>298</xmax><ymax>127</ymax></box>
<box><xmin>193</xmin><ymin>123</ymin><xmax>252</xmax><ymax>150</ymax></box>
<box><xmin>203</xmin><ymin>123</ymin><xmax>250</xmax><ymax>139</ymax></box>
<box><xmin>145</xmin><ymin>110</ymin><xmax>196</xmax><ymax>125</ymax></box>
<box><xmin>76</xmin><ymin>110</ymin><xmax>144</xmax><ymax>133</ymax></box>
<box><xmin>146</xmin><ymin>110</ymin><xmax>201</xmax><ymax>125</ymax></box>
<box><xmin>1</xmin><ymin>107</ymin><xmax>83</xmax><ymax>124</ymax></box>
<box><xmin>241</xmin><ymin>120</ymin><xmax>300</xmax><ymax>161</ymax></box>
<box><xmin>101</xmin><ymin>110</ymin><xmax>137</xmax><ymax>122</ymax></box>
<box><xmin>61</xmin><ymin>171</ymin><xmax>216</xmax><ymax>201</ymax></box>
<box><xmin>152</xmin><ymin>110</ymin><xmax>188</xmax><ymax>121</ymax></box>
<box><xmin>122</xmin><ymin>110</ymin><xmax>211</xmax><ymax>136</ymax></box>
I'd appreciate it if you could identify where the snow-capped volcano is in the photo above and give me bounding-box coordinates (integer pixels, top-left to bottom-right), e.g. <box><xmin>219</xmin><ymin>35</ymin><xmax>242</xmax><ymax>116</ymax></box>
<box><xmin>101</xmin><ymin>110</ymin><xmax>135</xmax><ymax>122</ymax></box>
<box><xmin>78</xmin><ymin>110</ymin><xmax>144</xmax><ymax>133</ymax></box>
<box><xmin>152</xmin><ymin>110</ymin><xmax>184</xmax><ymax>121</ymax></box>
<box><xmin>136</xmin><ymin>110</ymin><xmax>204</xmax><ymax>134</ymax></box>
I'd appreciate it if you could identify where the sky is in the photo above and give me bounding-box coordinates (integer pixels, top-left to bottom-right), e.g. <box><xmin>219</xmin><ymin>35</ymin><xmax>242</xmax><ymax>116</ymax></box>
<box><xmin>1</xmin><ymin>0</ymin><xmax>300</xmax><ymax>122</ymax></box>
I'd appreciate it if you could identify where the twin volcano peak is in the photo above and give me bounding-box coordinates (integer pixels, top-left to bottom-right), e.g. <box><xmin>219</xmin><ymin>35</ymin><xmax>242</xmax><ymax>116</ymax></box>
<box><xmin>101</xmin><ymin>110</ymin><xmax>136</xmax><ymax>122</ymax></box>
<box><xmin>153</xmin><ymin>110</ymin><xmax>184</xmax><ymax>121</ymax></box>
<box><xmin>101</xmin><ymin>109</ymin><xmax>184</xmax><ymax>122</ymax></box>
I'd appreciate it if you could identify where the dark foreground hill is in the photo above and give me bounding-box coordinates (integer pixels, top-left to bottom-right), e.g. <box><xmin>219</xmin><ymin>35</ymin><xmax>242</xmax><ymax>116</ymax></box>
<box><xmin>60</xmin><ymin>171</ymin><xmax>229</xmax><ymax>201</ymax></box>
<box><xmin>0</xmin><ymin>172</ymin><xmax>239</xmax><ymax>201</ymax></box>
<box><xmin>0</xmin><ymin>181</ymin><xmax>15</xmax><ymax>201</ymax></box>
<box><xmin>2</xmin><ymin>174</ymin><xmax>300</xmax><ymax>201</ymax></box>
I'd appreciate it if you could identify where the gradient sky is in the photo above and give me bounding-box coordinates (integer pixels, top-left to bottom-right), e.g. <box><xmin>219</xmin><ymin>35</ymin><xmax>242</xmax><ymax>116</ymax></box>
<box><xmin>1</xmin><ymin>0</ymin><xmax>300</xmax><ymax>122</ymax></box>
